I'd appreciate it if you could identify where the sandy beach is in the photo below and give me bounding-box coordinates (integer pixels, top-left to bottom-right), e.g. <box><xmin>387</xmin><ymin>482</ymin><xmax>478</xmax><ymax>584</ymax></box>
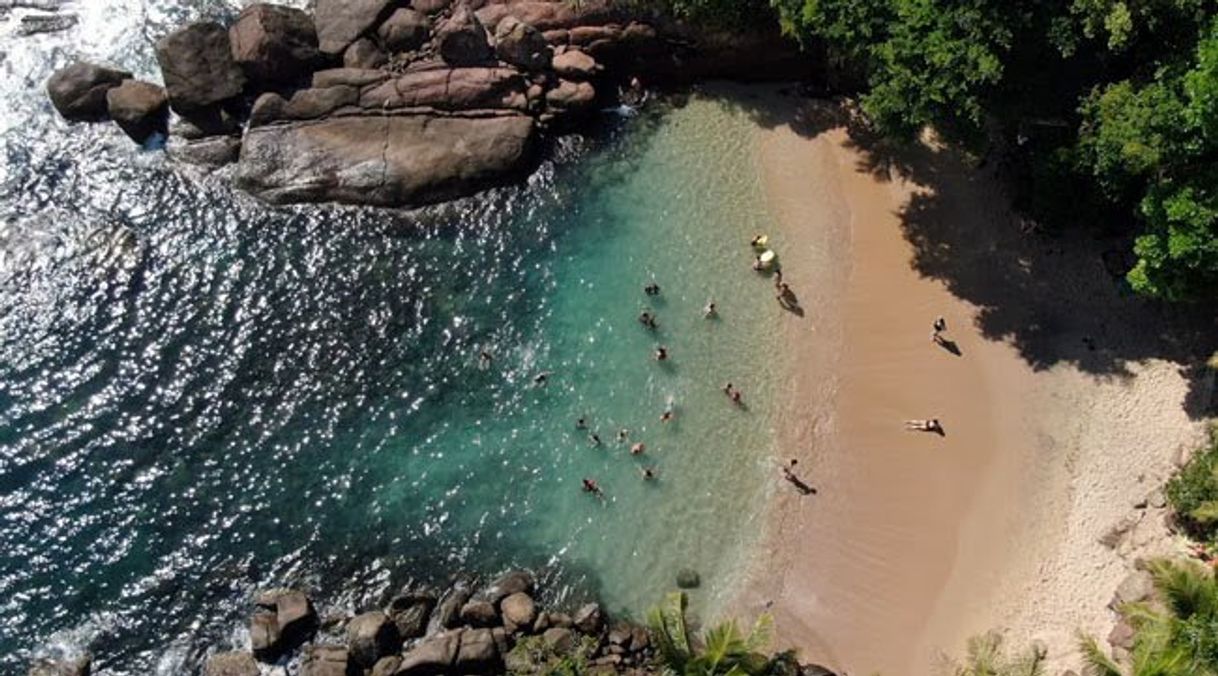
<box><xmin>732</xmin><ymin>89</ymin><xmax>1215</xmax><ymax>675</ymax></box>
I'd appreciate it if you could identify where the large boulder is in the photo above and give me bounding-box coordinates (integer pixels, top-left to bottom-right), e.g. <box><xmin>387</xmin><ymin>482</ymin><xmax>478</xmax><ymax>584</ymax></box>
<box><xmin>572</xmin><ymin>603</ymin><xmax>602</xmax><ymax>634</ymax></box>
<box><xmin>437</xmin><ymin>5</ymin><xmax>492</xmax><ymax>66</ymax></box>
<box><xmin>249</xmin><ymin>589</ymin><xmax>318</xmax><ymax>661</ymax></box>
<box><xmin>155</xmin><ymin>22</ymin><xmax>246</xmax><ymax>114</ymax></box>
<box><xmin>347</xmin><ymin>610</ymin><xmax>402</xmax><ymax>668</ymax></box>
<box><xmin>203</xmin><ymin>652</ymin><xmax>258</xmax><ymax>676</ymax></box>
<box><xmin>485</xmin><ymin>570</ymin><xmax>535</xmax><ymax>604</ymax></box>
<box><xmin>46</xmin><ymin>61</ymin><xmax>131</xmax><ymax>121</ymax></box>
<box><xmin>396</xmin><ymin>630</ymin><xmax>461</xmax><ymax>675</ymax></box>
<box><xmin>358</xmin><ymin>67</ymin><xmax>529</xmax><ymax>111</ymax></box>
<box><xmin>500</xmin><ymin>593</ymin><xmax>537</xmax><ymax>631</ymax></box>
<box><xmin>378</xmin><ymin>8</ymin><xmax>430</xmax><ymax>53</ymax></box>
<box><xmin>551</xmin><ymin>49</ymin><xmax>599</xmax><ymax>80</ymax></box>
<box><xmin>299</xmin><ymin>645</ymin><xmax>351</xmax><ymax>676</ymax></box>
<box><xmin>106</xmin><ymin>80</ymin><xmax>168</xmax><ymax>143</ymax></box>
<box><xmin>494</xmin><ymin>15</ymin><xmax>550</xmax><ymax>71</ymax></box>
<box><xmin>229</xmin><ymin>3</ymin><xmax>319</xmax><ymax>86</ymax></box>
<box><xmin>344</xmin><ymin>38</ymin><xmax>388</xmax><ymax>70</ymax></box>
<box><xmin>435</xmin><ymin>585</ymin><xmax>474</xmax><ymax>629</ymax></box>
<box><xmin>459</xmin><ymin>599</ymin><xmax>499</xmax><ymax>627</ymax></box>
<box><xmin>236</xmin><ymin>113</ymin><xmax>536</xmax><ymax>208</ymax></box>
<box><xmin>456</xmin><ymin>628</ymin><xmax>502</xmax><ymax>672</ymax></box>
<box><xmin>314</xmin><ymin>0</ymin><xmax>394</xmax><ymax>55</ymax></box>
<box><xmin>386</xmin><ymin>591</ymin><xmax>437</xmax><ymax>639</ymax></box>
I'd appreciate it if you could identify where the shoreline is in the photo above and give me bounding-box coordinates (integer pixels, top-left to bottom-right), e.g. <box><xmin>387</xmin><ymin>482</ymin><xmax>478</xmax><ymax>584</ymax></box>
<box><xmin>735</xmin><ymin>90</ymin><xmax>1211</xmax><ymax>675</ymax></box>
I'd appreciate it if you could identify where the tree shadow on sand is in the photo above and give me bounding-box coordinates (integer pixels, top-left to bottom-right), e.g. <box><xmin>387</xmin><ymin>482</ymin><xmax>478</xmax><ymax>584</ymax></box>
<box><xmin>706</xmin><ymin>86</ymin><xmax>1218</xmax><ymax>420</ymax></box>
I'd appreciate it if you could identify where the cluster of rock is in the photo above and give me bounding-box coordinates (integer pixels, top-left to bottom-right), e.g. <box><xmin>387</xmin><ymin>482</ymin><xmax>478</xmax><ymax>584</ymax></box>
<box><xmin>203</xmin><ymin>570</ymin><xmax>649</xmax><ymax>676</ymax></box>
<box><xmin>46</xmin><ymin>0</ymin><xmax>810</xmax><ymax>208</ymax></box>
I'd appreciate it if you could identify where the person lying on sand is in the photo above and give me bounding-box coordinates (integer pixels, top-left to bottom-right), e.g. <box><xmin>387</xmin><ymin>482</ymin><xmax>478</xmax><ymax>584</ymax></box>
<box><xmin>904</xmin><ymin>419</ymin><xmax>944</xmax><ymax>433</ymax></box>
<box><xmin>630</xmin><ymin>442</ymin><xmax>646</xmax><ymax>455</ymax></box>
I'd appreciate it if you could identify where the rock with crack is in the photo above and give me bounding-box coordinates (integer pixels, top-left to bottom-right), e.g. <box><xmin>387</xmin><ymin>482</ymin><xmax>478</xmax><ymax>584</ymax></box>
<box><xmin>359</xmin><ymin>67</ymin><xmax>530</xmax><ymax>112</ymax></box>
<box><xmin>236</xmin><ymin>114</ymin><xmax>537</xmax><ymax>207</ymax></box>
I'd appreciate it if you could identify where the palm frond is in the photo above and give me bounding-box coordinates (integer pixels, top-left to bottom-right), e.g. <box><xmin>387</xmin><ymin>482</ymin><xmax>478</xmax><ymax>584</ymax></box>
<box><xmin>743</xmin><ymin>613</ymin><xmax>774</xmax><ymax>654</ymax></box>
<box><xmin>1190</xmin><ymin>500</ymin><xmax>1218</xmax><ymax>524</ymax></box>
<box><xmin>1077</xmin><ymin>633</ymin><xmax>1123</xmax><ymax>676</ymax></box>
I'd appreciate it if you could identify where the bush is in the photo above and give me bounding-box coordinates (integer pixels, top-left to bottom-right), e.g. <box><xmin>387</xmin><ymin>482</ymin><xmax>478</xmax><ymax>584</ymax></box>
<box><xmin>1166</xmin><ymin>427</ymin><xmax>1218</xmax><ymax>540</ymax></box>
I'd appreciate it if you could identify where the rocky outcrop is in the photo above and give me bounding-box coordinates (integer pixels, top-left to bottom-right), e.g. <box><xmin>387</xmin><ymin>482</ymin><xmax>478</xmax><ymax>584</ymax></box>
<box><xmin>46</xmin><ymin>61</ymin><xmax>130</xmax><ymax>121</ymax></box>
<box><xmin>387</xmin><ymin>591</ymin><xmax>437</xmax><ymax>639</ymax></box>
<box><xmin>250</xmin><ymin>589</ymin><xmax>318</xmax><ymax>661</ymax></box>
<box><xmin>236</xmin><ymin>113</ymin><xmax>536</xmax><ymax>206</ymax></box>
<box><xmin>49</xmin><ymin>0</ymin><xmax>816</xmax><ymax>207</ymax></box>
<box><xmin>106</xmin><ymin>80</ymin><xmax>168</xmax><ymax>143</ymax></box>
<box><xmin>348</xmin><ymin>610</ymin><xmax>403</xmax><ymax>668</ymax></box>
<box><xmin>155</xmin><ymin>22</ymin><xmax>246</xmax><ymax>114</ymax></box>
<box><xmin>229</xmin><ymin>3</ymin><xmax>320</xmax><ymax>86</ymax></box>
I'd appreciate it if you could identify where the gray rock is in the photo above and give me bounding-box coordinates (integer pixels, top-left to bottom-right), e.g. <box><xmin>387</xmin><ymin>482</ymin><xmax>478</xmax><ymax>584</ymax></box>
<box><xmin>229</xmin><ymin>3</ymin><xmax>319</xmax><ymax>86</ymax></box>
<box><xmin>106</xmin><ymin>80</ymin><xmax>168</xmax><ymax>143</ymax></box>
<box><xmin>1149</xmin><ymin>488</ymin><xmax>1168</xmax><ymax>509</ymax></box>
<box><xmin>460</xmin><ymin>599</ymin><xmax>499</xmax><ymax>627</ymax></box>
<box><xmin>314</xmin><ymin>0</ymin><xmax>394</xmax><ymax>55</ymax></box>
<box><xmin>299</xmin><ymin>645</ymin><xmax>350</xmax><ymax>676</ymax></box>
<box><xmin>456</xmin><ymin>627</ymin><xmax>501</xmax><ymax>671</ymax></box>
<box><xmin>1108</xmin><ymin>618</ymin><xmax>1136</xmax><ymax>650</ymax></box>
<box><xmin>485</xmin><ymin>570</ymin><xmax>535</xmax><ymax>604</ymax></box>
<box><xmin>26</xmin><ymin>656</ymin><xmax>91</xmax><ymax>676</ymax></box>
<box><xmin>551</xmin><ymin>49</ymin><xmax>599</xmax><ymax>79</ymax></box>
<box><xmin>501</xmin><ymin>593</ymin><xmax>537</xmax><ymax>631</ymax></box>
<box><xmin>397</xmin><ymin>630</ymin><xmax>460</xmax><ymax>675</ymax></box>
<box><xmin>347</xmin><ymin>610</ymin><xmax>402</xmax><ymax>668</ymax></box>
<box><xmin>676</xmin><ymin>569</ymin><xmax>701</xmax><ymax>589</ymax></box>
<box><xmin>387</xmin><ymin>591</ymin><xmax>437</xmax><ymax>639</ymax></box>
<box><xmin>572</xmin><ymin>603</ymin><xmax>602</xmax><ymax>634</ymax></box>
<box><xmin>378</xmin><ymin>8</ymin><xmax>429</xmax><ymax>53</ymax></box>
<box><xmin>249</xmin><ymin>610</ymin><xmax>281</xmax><ymax>661</ymax></box>
<box><xmin>343</xmin><ymin>38</ymin><xmax>387</xmax><ymax>69</ymax></box>
<box><xmin>542</xmin><ymin>627</ymin><xmax>577</xmax><ymax>653</ymax></box>
<box><xmin>237</xmin><ymin>114</ymin><xmax>536</xmax><ymax>207</ymax></box>
<box><xmin>46</xmin><ymin>61</ymin><xmax>131</xmax><ymax>121</ymax></box>
<box><xmin>437</xmin><ymin>4</ymin><xmax>492</xmax><ymax>66</ymax></box>
<box><xmin>544</xmin><ymin>79</ymin><xmax>594</xmax><ymax>113</ymax></box>
<box><xmin>156</xmin><ymin>22</ymin><xmax>246</xmax><ymax>114</ymax></box>
<box><xmin>493</xmin><ymin>15</ymin><xmax>550</xmax><ymax>71</ymax></box>
<box><xmin>1111</xmin><ymin>570</ymin><xmax>1155</xmax><ymax>609</ymax></box>
<box><xmin>203</xmin><ymin>651</ymin><xmax>258</xmax><ymax>676</ymax></box>
<box><xmin>167</xmin><ymin>135</ymin><xmax>242</xmax><ymax>168</ymax></box>
<box><xmin>435</xmin><ymin>586</ymin><xmax>473</xmax><ymax>629</ymax></box>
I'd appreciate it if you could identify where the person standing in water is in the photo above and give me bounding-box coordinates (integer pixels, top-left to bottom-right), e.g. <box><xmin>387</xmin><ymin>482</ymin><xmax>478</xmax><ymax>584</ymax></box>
<box><xmin>703</xmin><ymin>301</ymin><xmax>717</xmax><ymax>318</ymax></box>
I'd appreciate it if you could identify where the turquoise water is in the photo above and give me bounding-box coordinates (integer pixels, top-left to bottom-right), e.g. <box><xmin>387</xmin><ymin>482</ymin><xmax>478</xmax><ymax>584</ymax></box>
<box><xmin>0</xmin><ymin>4</ymin><xmax>789</xmax><ymax>669</ymax></box>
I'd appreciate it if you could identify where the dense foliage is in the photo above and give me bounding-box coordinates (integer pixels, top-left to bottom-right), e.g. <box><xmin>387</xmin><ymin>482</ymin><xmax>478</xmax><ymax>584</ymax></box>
<box><xmin>658</xmin><ymin>0</ymin><xmax>1218</xmax><ymax>301</ymax></box>
<box><xmin>1167</xmin><ymin>428</ymin><xmax>1218</xmax><ymax>541</ymax></box>
<box><xmin>1080</xmin><ymin>558</ymin><xmax>1218</xmax><ymax>675</ymax></box>
<box><xmin>646</xmin><ymin>592</ymin><xmax>800</xmax><ymax>676</ymax></box>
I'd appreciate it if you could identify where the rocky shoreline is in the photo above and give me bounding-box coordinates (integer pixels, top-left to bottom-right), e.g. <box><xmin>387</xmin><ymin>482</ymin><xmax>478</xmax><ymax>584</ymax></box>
<box><xmin>46</xmin><ymin>0</ymin><xmax>813</xmax><ymax>208</ymax></box>
<box><xmin>29</xmin><ymin>569</ymin><xmax>839</xmax><ymax>676</ymax></box>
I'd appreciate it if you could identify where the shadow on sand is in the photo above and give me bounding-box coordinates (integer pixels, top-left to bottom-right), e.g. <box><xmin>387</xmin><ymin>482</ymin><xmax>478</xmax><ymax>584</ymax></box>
<box><xmin>704</xmin><ymin>84</ymin><xmax>1218</xmax><ymax>420</ymax></box>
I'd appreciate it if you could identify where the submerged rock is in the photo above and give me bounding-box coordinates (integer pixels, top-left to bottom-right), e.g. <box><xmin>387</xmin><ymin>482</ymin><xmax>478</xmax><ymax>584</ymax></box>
<box><xmin>46</xmin><ymin>61</ymin><xmax>131</xmax><ymax>121</ymax></box>
<box><xmin>236</xmin><ymin>114</ymin><xmax>537</xmax><ymax>207</ymax></box>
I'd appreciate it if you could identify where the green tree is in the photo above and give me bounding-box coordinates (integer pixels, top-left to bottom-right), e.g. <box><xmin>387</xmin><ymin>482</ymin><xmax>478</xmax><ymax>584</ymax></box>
<box><xmin>948</xmin><ymin>631</ymin><xmax>1047</xmax><ymax>676</ymax></box>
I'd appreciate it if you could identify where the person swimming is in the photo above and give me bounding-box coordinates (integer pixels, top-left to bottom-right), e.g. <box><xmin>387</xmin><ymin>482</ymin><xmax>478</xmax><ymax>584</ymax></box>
<box><xmin>533</xmin><ymin>371</ymin><xmax>551</xmax><ymax>386</ymax></box>
<box><xmin>630</xmin><ymin>442</ymin><xmax>646</xmax><ymax>455</ymax></box>
<box><xmin>703</xmin><ymin>301</ymin><xmax>717</xmax><ymax>318</ymax></box>
<box><xmin>654</xmin><ymin>345</ymin><xmax>668</xmax><ymax>361</ymax></box>
<box><xmin>582</xmin><ymin>478</ymin><xmax>603</xmax><ymax>495</ymax></box>
<box><xmin>644</xmin><ymin>281</ymin><xmax>661</xmax><ymax>296</ymax></box>
<box><xmin>576</xmin><ymin>417</ymin><xmax>588</xmax><ymax>430</ymax></box>
<box><xmin>589</xmin><ymin>433</ymin><xmax>603</xmax><ymax>446</ymax></box>
<box><xmin>660</xmin><ymin>410</ymin><xmax>674</xmax><ymax>423</ymax></box>
<box><xmin>617</xmin><ymin>428</ymin><xmax>629</xmax><ymax>442</ymax></box>
<box><xmin>640</xmin><ymin>467</ymin><xmax>657</xmax><ymax>480</ymax></box>
<box><xmin>638</xmin><ymin>310</ymin><xmax>657</xmax><ymax>329</ymax></box>
<box><xmin>730</xmin><ymin>388</ymin><xmax>743</xmax><ymax>405</ymax></box>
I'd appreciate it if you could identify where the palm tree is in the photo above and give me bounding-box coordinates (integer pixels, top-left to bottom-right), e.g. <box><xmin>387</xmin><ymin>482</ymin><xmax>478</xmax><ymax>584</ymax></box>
<box><xmin>949</xmin><ymin>631</ymin><xmax>1047</xmax><ymax>676</ymax></box>
<box><xmin>647</xmin><ymin>591</ymin><xmax>785</xmax><ymax>676</ymax></box>
<box><xmin>1079</xmin><ymin>559</ymin><xmax>1218</xmax><ymax>676</ymax></box>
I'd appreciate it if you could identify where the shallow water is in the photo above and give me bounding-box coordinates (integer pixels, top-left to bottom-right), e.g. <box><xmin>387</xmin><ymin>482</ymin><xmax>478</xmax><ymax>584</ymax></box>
<box><xmin>0</xmin><ymin>2</ymin><xmax>793</xmax><ymax>673</ymax></box>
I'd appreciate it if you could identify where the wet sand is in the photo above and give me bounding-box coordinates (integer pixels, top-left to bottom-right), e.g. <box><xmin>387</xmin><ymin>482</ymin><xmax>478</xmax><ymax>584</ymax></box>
<box><xmin>731</xmin><ymin>90</ymin><xmax>1213</xmax><ymax>675</ymax></box>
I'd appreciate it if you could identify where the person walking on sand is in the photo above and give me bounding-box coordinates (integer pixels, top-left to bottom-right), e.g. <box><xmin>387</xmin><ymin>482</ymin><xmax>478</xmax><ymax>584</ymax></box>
<box><xmin>781</xmin><ymin>459</ymin><xmax>816</xmax><ymax>495</ymax></box>
<box><xmin>931</xmin><ymin>316</ymin><xmax>947</xmax><ymax>344</ymax></box>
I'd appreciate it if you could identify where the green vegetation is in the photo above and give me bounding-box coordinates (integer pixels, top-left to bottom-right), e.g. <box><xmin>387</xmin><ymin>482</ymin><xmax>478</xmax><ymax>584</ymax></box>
<box><xmin>1079</xmin><ymin>559</ymin><xmax>1218</xmax><ymax>675</ymax></box>
<box><xmin>655</xmin><ymin>0</ymin><xmax>1218</xmax><ymax>301</ymax></box>
<box><xmin>505</xmin><ymin>632</ymin><xmax>600</xmax><ymax>676</ymax></box>
<box><xmin>646</xmin><ymin>592</ymin><xmax>801</xmax><ymax>676</ymax></box>
<box><xmin>947</xmin><ymin>631</ymin><xmax>1047</xmax><ymax>676</ymax></box>
<box><xmin>1166</xmin><ymin>427</ymin><xmax>1218</xmax><ymax>542</ymax></box>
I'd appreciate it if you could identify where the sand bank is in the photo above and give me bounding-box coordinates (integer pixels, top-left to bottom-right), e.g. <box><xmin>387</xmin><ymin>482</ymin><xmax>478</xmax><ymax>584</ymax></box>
<box><xmin>731</xmin><ymin>90</ymin><xmax>1213</xmax><ymax>675</ymax></box>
